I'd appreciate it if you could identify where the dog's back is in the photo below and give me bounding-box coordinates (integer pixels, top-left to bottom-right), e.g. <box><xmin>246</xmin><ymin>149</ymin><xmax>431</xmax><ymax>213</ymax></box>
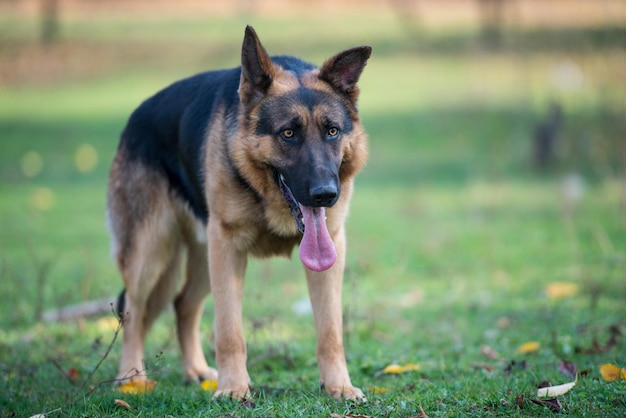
<box><xmin>114</xmin><ymin>69</ymin><xmax>237</xmax><ymax>221</ymax></box>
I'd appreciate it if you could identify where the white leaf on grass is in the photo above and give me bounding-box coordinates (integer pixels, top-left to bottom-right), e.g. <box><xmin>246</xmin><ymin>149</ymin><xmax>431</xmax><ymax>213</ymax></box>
<box><xmin>114</xmin><ymin>399</ymin><xmax>132</xmax><ymax>409</ymax></box>
<box><xmin>536</xmin><ymin>378</ymin><xmax>576</xmax><ymax>398</ymax></box>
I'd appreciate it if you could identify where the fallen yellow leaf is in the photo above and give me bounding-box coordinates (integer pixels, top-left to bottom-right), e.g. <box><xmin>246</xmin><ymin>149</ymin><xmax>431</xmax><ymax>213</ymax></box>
<box><xmin>402</xmin><ymin>363</ymin><xmax>420</xmax><ymax>372</ymax></box>
<box><xmin>382</xmin><ymin>363</ymin><xmax>420</xmax><ymax>374</ymax></box>
<box><xmin>382</xmin><ymin>364</ymin><xmax>404</xmax><ymax>374</ymax></box>
<box><xmin>367</xmin><ymin>386</ymin><xmax>390</xmax><ymax>394</ymax></box>
<box><xmin>545</xmin><ymin>282</ymin><xmax>578</xmax><ymax>300</ymax></box>
<box><xmin>517</xmin><ymin>341</ymin><xmax>540</xmax><ymax>354</ymax></box>
<box><xmin>118</xmin><ymin>379</ymin><xmax>157</xmax><ymax>394</ymax></box>
<box><xmin>201</xmin><ymin>379</ymin><xmax>218</xmax><ymax>391</ymax></box>
<box><xmin>598</xmin><ymin>363</ymin><xmax>626</xmax><ymax>382</ymax></box>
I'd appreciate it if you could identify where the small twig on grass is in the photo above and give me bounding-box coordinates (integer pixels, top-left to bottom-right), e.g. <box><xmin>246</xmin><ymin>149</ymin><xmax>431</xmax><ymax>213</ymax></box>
<box><xmin>69</xmin><ymin>307</ymin><xmax>124</xmax><ymax>405</ymax></box>
<box><xmin>42</xmin><ymin>297</ymin><xmax>118</xmax><ymax>322</ymax></box>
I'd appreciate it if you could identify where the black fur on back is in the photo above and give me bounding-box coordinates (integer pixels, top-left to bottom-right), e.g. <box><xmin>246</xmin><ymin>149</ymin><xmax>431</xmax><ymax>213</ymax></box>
<box><xmin>117</xmin><ymin>56</ymin><xmax>317</xmax><ymax>224</ymax></box>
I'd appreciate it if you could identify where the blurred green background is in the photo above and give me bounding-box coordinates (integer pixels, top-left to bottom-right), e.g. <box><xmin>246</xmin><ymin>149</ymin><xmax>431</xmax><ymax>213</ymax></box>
<box><xmin>0</xmin><ymin>0</ymin><xmax>625</xmax><ymax>416</ymax></box>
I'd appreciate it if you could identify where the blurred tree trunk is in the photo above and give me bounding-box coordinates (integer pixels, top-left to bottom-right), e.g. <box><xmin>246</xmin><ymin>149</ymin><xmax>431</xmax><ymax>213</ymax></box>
<box><xmin>41</xmin><ymin>0</ymin><xmax>60</xmax><ymax>45</ymax></box>
<box><xmin>478</xmin><ymin>0</ymin><xmax>505</xmax><ymax>46</ymax></box>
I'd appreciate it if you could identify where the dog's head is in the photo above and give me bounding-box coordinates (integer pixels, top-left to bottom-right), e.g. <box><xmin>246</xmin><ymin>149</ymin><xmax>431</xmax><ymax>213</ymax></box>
<box><xmin>233</xmin><ymin>26</ymin><xmax>370</xmax><ymax>271</ymax></box>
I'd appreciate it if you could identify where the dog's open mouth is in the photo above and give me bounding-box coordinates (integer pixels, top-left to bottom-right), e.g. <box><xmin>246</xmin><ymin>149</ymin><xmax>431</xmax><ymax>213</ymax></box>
<box><xmin>277</xmin><ymin>173</ymin><xmax>337</xmax><ymax>272</ymax></box>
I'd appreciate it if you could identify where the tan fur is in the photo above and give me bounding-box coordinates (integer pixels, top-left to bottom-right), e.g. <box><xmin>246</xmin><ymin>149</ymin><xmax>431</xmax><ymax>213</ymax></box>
<box><xmin>108</xmin><ymin>150</ymin><xmax>219</xmax><ymax>384</ymax></box>
<box><xmin>108</xmin><ymin>26</ymin><xmax>370</xmax><ymax>402</ymax></box>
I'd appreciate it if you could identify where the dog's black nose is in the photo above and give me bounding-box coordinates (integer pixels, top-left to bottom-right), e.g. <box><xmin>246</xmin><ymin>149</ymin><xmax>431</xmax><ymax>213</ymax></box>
<box><xmin>309</xmin><ymin>183</ymin><xmax>338</xmax><ymax>207</ymax></box>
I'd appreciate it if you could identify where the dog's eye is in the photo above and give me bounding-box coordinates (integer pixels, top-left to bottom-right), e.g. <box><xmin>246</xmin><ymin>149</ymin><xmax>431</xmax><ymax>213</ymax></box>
<box><xmin>281</xmin><ymin>129</ymin><xmax>295</xmax><ymax>139</ymax></box>
<box><xmin>327</xmin><ymin>127</ymin><xmax>340</xmax><ymax>139</ymax></box>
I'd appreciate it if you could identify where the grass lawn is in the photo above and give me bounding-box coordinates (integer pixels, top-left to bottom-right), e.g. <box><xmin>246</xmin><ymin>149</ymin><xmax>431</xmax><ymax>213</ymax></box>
<box><xmin>1</xmin><ymin>7</ymin><xmax>625</xmax><ymax>417</ymax></box>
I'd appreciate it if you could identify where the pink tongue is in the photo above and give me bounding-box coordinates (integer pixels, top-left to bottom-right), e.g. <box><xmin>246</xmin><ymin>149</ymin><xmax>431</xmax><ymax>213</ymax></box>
<box><xmin>298</xmin><ymin>206</ymin><xmax>337</xmax><ymax>272</ymax></box>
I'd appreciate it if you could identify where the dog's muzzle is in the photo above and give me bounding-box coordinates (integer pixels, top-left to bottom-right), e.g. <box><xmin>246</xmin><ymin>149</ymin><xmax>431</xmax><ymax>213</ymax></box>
<box><xmin>274</xmin><ymin>171</ymin><xmax>337</xmax><ymax>272</ymax></box>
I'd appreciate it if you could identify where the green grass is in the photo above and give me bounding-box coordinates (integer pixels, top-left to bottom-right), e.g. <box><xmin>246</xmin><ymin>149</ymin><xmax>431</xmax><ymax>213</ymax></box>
<box><xmin>1</xmin><ymin>10</ymin><xmax>625</xmax><ymax>417</ymax></box>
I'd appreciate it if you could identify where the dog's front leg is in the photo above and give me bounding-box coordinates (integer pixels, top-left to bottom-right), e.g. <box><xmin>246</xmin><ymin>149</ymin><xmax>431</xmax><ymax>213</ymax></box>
<box><xmin>305</xmin><ymin>227</ymin><xmax>366</xmax><ymax>401</ymax></box>
<box><xmin>208</xmin><ymin>218</ymin><xmax>251</xmax><ymax>399</ymax></box>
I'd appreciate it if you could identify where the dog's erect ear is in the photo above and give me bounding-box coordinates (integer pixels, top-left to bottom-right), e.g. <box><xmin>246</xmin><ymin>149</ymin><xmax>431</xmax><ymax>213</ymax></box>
<box><xmin>240</xmin><ymin>25</ymin><xmax>276</xmax><ymax>106</ymax></box>
<box><xmin>319</xmin><ymin>46</ymin><xmax>372</xmax><ymax>105</ymax></box>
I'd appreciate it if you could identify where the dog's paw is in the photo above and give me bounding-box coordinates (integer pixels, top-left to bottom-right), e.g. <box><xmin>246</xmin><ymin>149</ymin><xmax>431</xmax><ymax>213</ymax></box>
<box><xmin>214</xmin><ymin>385</ymin><xmax>252</xmax><ymax>400</ymax></box>
<box><xmin>185</xmin><ymin>365</ymin><xmax>219</xmax><ymax>385</ymax></box>
<box><xmin>325</xmin><ymin>385</ymin><xmax>367</xmax><ymax>402</ymax></box>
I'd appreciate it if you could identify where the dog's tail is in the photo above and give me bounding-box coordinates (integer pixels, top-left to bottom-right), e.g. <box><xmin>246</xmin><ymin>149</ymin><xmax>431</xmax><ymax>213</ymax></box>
<box><xmin>116</xmin><ymin>289</ymin><xmax>126</xmax><ymax>319</ymax></box>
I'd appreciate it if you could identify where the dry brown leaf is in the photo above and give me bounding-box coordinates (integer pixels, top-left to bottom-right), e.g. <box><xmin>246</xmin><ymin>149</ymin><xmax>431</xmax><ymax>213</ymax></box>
<box><xmin>576</xmin><ymin>324</ymin><xmax>621</xmax><ymax>354</ymax></box>
<box><xmin>504</xmin><ymin>359</ymin><xmax>527</xmax><ymax>374</ymax></box>
<box><xmin>240</xmin><ymin>398</ymin><xmax>256</xmax><ymax>408</ymax></box>
<box><xmin>65</xmin><ymin>367</ymin><xmax>80</xmax><ymax>382</ymax></box>
<box><xmin>497</xmin><ymin>316</ymin><xmax>511</xmax><ymax>329</ymax></box>
<box><xmin>473</xmin><ymin>363</ymin><xmax>495</xmax><ymax>372</ymax></box>
<box><xmin>330</xmin><ymin>415</ymin><xmax>375</xmax><ymax>418</ymax></box>
<box><xmin>558</xmin><ymin>360</ymin><xmax>578</xmax><ymax>379</ymax></box>
<box><xmin>480</xmin><ymin>345</ymin><xmax>499</xmax><ymax>359</ymax></box>
<box><xmin>531</xmin><ymin>380</ymin><xmax>565</xmax><ymax>412</ymax></box>
<box><xmin>408</xmin><ymin>405</ymin><xmax>428</xmax><ymax>418</ymax></box>
<box><xmin>114</xmin><ymin>399</ymin><xmax>132</xmax><ymax>409</ymax></box>
<box><xmin>530</xmin><ymin>397</ymin><xmax>562</xmax><ymax>413</ymax></box>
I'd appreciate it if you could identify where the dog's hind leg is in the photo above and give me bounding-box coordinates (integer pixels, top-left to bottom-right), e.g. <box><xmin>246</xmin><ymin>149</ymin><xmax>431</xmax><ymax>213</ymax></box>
<box><xmin>174</xmin><ymin>236</ymin><xmax>217</xmax><ymax>384</ymax></box>
<box><xmin>115</xmin><ymin>219</ymin><xmax>182</xmax><ymax>385</ymax></box>
<box><xmin>108</xmin><ymin>161</ymin><xmax>184</xmax><ymax>385</ymax></box>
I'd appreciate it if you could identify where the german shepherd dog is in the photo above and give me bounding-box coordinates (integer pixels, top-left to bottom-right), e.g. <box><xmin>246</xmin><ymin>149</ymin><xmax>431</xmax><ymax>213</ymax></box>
<box><xmin>107</xmin><ymin>26</ymin><xmax>370</xmax><ymax>401</ymax></box>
